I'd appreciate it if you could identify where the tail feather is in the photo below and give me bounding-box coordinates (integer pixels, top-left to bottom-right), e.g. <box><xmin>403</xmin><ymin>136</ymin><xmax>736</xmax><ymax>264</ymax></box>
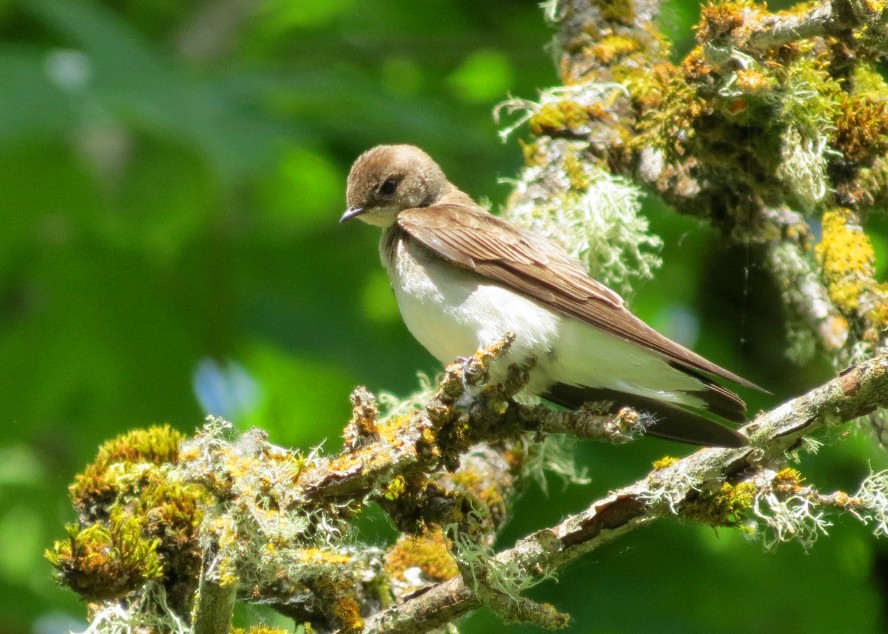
<box><xmin>543</xmin><ymin>383</ymin><xmax>748</xmax><ymax>448</ymax></box>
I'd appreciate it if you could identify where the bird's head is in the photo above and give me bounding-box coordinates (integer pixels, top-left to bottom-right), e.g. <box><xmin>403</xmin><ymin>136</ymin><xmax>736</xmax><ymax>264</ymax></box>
<box><xmin>341</xmin><ymin>144</ymin><xmax>446</xmax><ymax>227</ymax></box>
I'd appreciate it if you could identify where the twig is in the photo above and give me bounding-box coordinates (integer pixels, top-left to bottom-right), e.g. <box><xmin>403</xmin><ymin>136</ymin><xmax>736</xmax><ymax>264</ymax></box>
<box><xmin>192</xmin><ymin>569</ymin><xmax>236</xmax><ymax>634</ymax></box>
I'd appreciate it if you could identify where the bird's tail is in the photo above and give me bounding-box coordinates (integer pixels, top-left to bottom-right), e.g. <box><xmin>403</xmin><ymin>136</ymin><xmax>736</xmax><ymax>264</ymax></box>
<box><xmin>543</xmin><ymin>383</ymin><xmax>748</xmax><ymax>447</ymax></box>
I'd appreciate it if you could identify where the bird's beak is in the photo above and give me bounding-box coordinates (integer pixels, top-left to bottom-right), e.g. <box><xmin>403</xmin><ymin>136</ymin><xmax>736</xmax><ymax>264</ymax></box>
<box><xmin>340</xmin><ymin>207</ymin><xmax>366</xmax><ymax>223</ymax></box>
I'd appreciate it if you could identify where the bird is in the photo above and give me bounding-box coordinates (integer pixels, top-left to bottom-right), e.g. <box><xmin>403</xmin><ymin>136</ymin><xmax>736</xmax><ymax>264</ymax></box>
<box><xmin>340</xmin><ymin>144</ymin><xmax>763</xmax><ymax>447</ymax></box>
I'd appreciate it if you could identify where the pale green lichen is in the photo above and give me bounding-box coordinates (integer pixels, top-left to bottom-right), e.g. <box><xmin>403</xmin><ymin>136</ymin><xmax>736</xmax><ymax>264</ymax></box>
<box><xmin>641</xmin><ymin>463</ymin><xmax>700</xmax><ymax>514</ymax></box>
<box><xmin>777</xmin><ymin>125</ymin><xmax>830</xmax><ymax>211</ymax></box>
<box><xmin>176</xmin><ymin>419</ymin><xmax>385</xmax><ymax>632</ymax></box>
<box><xmin>751</xmin><ymin>468</ymin><xmax>832</xmax><ymax>551</ymax></box>
<box><xmin>784</xmin><ymin>319</ymin><xmax>818</xmax><ymax>365</ymax></box>
<box><xmin>376</xmin><ymin>372</ymin><xmax>437</xmax><ymax>420</ymax></box>
<box><xmin>852</xmin><ymin>470</ymin><xmax>888</xmax><ymax>538</ymax></box>
<box><xmin>76</xmin><ymin>582</ymin><xmax>190</xmax><ymax>634</ymax></box>
<box><xmin>445</xmin><ymin>514</ymin><xmax>557</xmax><ymax>602</ymax></box>
<box><xmin>518</xmin><ymin>434</ymin><xmax>589</xmax><ymax>495</ymax></box>
<box><xmin>504</xmin><ymin>142</ymin><xmax>661</xmax><ymax>296</ymax></box>
<box><xmin>773</xmin><ymin>59</ymin><xmax>840</xmax><ymax>210</ymax></box>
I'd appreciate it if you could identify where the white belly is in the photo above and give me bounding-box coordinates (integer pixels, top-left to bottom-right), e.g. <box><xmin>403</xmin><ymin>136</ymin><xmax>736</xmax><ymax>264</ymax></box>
<box><xmin>381</xmin><ymin>233</ymin><xmax>706</xmax><ymax>408</ymax></box>
<box><xmin>382</xmin><ymin>235</ymin><xmax>560</xmax><ymax>389</ymax></box>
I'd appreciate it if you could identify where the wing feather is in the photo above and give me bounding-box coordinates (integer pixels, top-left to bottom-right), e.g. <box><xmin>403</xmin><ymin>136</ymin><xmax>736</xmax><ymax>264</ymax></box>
<box><xmin>397</xmin><ymin>203</ymin><xmax>761</xmax><ymax>391</ymax></box>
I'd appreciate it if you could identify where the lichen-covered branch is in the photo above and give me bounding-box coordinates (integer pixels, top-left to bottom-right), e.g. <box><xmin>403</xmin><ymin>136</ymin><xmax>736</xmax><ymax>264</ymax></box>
<box><xmin>501</xmin><ymin>0</ymin><xmax>888</xmax><ymax>366</ymax></box>
<box><xmin>359</xmin><ymin>351</ymin><xmax>888</xmax><ymax>634</ymax></box>
<box><xmin>45</xmin><ymin>342</ymin><xmax>888</xmax><ymax>632</ymax></box>
<box><xmin>762</xmin><ymin>206</ymin><xmax>849</xmax><ymax>358</ymax></box>
<box><xmin>44</xmin><ymin>337</ymin><xmax>633</xmax><ymax>633</ymax></box>
<box><xmin>706</xmin><ymin>0</ymin><xmax>888</xmax><ymax>58</ymax></box>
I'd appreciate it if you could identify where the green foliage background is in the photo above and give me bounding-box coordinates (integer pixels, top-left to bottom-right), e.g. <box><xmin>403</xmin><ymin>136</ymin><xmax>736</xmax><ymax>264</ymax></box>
<box><xmin>1</xmin><ymin>0</ymin><xmax>887</xmax><ymax>632</ymax></box>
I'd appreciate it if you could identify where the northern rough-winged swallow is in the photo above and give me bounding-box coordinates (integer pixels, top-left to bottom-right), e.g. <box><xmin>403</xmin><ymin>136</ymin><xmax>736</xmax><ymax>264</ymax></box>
<box><xmin>341</xmin><ymin>144</ymin><xmax>762</xmax><ymax>447</ymax></box>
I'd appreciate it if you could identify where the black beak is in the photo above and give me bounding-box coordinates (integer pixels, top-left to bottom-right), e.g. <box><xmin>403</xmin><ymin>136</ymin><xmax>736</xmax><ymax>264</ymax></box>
<box><xmin>339</xmin><ymin>207</ymin><xmax>366</xmax><ymax>223</ymax></box>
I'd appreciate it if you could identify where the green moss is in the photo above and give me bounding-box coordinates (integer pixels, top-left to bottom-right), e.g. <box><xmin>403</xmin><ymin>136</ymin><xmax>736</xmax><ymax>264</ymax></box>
<box><xmin>91</xmin><ymin>424</ymin><xmax>184</xmax><ymax>468</ymax></box>
<box><xmin>631</xmin><ymin>67</ymin><xmax>708</xmax><ymax>155</ymax></box>
<box><xmin>682</xmin><ymin>481</ymin><xmax>756</xmax><ymax>527</ymax></box>
<box><xmin>851</xmin><ymin>63</ymin><xmax>888</xmax><ymax>98</ymax></box>
<box><xmin>45</xmin><ymin>508</ymin><xmax>162</xmax><ymax>600</ymax></box>
<box><xmin>52</xmin><ymin>425</ymin><xmax>209</xmax><ymax>614</ymax></box>
<box><xmin>778</xmin><ymin>55</ymin><xmax>842</xmax><ymax>135</ymax></box>
<box><xmin>832</xmin><ymin>94</ymin><xmax>888</xmax><ymax>164</ymax></box>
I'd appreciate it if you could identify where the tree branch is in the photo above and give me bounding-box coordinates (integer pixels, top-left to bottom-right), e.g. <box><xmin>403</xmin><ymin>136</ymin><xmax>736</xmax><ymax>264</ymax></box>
<box><xmin>358</xmin><ymin>352</ymin><xmax>888</xmax><ymax>633</ymax></box>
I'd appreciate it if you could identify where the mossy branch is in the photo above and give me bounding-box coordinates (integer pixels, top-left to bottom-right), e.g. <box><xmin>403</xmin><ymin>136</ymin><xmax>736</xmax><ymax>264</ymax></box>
<box><xmin>357</xmin><ymin>351</ymin><xmax>888</xmax><ymax>634</ymax></box>
<box><xmin>46</xmin><ymin>343</ymin><xmax>888</xmax><ymax>632</ymax></box>
<box><xmin>501</xmin><ymin>0</ymin><xmax>888</xmax><ymax>367</ymax></box>
<box><xmin>708</xmin><ymin>0</ymin><xmax>888</xmax><ymax>58</ymax></box>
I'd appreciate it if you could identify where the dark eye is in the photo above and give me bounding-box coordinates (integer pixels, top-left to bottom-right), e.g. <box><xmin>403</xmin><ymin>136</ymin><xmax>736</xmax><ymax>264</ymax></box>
<box><xmin>379</xmin><ymin>176</ymin><xmax>399</xmax><ymax>196</ymax></box>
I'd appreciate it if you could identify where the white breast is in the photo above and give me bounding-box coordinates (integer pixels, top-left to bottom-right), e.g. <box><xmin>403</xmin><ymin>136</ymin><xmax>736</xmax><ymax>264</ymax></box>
<box><xmin>379</xmin><ymin>231</ymin><xmax>708</xmax><ymax>410</ymax></box>
<box><xmin>381</xmin><ymin>233</ymin><xmax>560</xmax><ymax>387</ymax></box>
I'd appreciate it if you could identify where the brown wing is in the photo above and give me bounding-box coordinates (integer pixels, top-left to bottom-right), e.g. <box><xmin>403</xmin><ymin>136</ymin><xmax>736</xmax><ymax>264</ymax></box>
<box><xmin>397</xmin><ymin>203</ymin><xmax>762</xmax><ymax>392</ymax></box>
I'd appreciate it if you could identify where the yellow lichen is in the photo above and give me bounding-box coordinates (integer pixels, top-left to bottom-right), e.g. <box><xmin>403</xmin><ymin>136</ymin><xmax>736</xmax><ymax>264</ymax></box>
<box><xmin>652</xmin><ymin>456</ymin><xmax>680</xmax><ymax>470</ymax></box>
<box><xmin>448</xmin><ymin>469</ymin><xmax>506</xmax><ymax>524</ymax></box>
<box><xmin>590</xmin><ymin>34</ymin><xmax>642</xmax><ymax>64</ymax></box>
<box><xmin>564</xmin><ymin>152</ymin><xmax>591</xmax><ymax>190</ymax></box>
<box><xmin>296</xmin><ymin>548</ymin><xmax>353</xmax><ymax>566</ymax></box>
<box><xmin>773</xmin><ymin>467</ymin><xmax>805</xmax><ymax>493</ymax></box>
<box><xmin>697</xmin><ymin>0</ymin><xmax>760</xmax><ymax>45</ymax></box>
<box><xmin>682</xmin><ymin>481</ymin><xmax>756</xmax><ymax>527</ymax></box>
<box><xmin>376</xmin><ymin>414</ymin><xmax>414</xmax><ymax>446</ymax></box>
<box><xmin>384</xmin><ymin>528</ymin><xmax>459</xmax><ymax>584</ymax></box>
<box><xmin>520</xmin><ymin>140</ymin><xmax>546</xmax><ymax>166</ymax></box>
<box><xmin>735</xmin><ymin>68</ymin><xmax>776</xmax><ymax>94</ymax></box>
<box><xmin>529</xmin><ymin>100</ymin><xmax>590</xmax><ymax>136</ymax></box>
<box><xmin>324</xmin><ymin>577</ymin><xmax>364</xmax><ymax>634</ymax></box>
<box><xmin>815</xmin><ymin>209</ymin><xmax>877</xmax><ymax>313</ymax></box>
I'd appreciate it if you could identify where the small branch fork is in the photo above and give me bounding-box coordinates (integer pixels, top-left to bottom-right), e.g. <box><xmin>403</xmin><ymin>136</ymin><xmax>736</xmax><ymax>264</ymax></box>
<box><xmin>297</xmin><ymin>335</ymin><xmax>647</xmax><ymax>506</ymax></box>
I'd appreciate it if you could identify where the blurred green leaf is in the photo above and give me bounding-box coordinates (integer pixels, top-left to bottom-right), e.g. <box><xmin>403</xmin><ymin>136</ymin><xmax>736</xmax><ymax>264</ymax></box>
<box><xmin>240</xmin><ymin>340</ymin><xmax>355</xmax><ymax>448</ymax></box>
<box><xmin>257</xmin><ymin>144</ymin><xmax>343</xmax><ymax>234</ymax></box>
<box><xmin>448</xmin><ymin>49</ymin><xmax>513</xmax><ymax>103</ymax></box>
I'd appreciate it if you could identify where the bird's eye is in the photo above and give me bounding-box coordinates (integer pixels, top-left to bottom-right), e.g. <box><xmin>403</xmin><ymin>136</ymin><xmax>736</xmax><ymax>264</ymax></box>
<box><xmin>379</xmin><ymin>176</ymin><xmax>399</xmax><ymax>196</ymax></box>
